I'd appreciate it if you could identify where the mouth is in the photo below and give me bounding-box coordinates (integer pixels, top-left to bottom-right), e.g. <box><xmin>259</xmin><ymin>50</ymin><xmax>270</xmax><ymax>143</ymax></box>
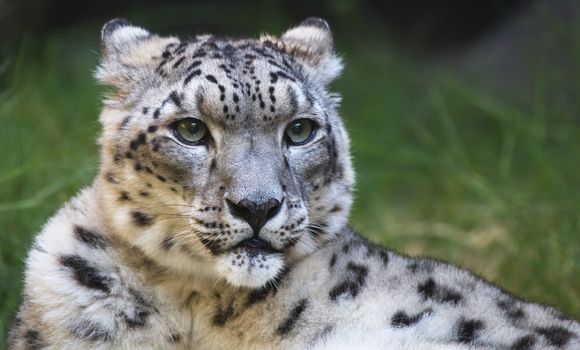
<box><xmin>234</xmin><ymin>237</ymin><xmax>281</xmax><ymax>256</ymax></box>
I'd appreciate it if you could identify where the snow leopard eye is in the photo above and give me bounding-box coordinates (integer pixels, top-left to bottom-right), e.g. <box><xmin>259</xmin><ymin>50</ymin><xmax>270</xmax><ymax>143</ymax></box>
<box><xmin>285</xmin><ymin>119</ymin><xmax>317</xmax><ymax>146</ymax></box>
<box><xmin>171</xmin><ymin>118</ymin><xmax>208</xmax><ymax>145</ymax></box>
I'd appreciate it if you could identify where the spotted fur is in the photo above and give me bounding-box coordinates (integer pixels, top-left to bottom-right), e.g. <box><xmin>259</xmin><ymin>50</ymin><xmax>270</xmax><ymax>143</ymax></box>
<box><xmin>8</xmin><ymin>18</ymin><xmax>579</xmax><ymax>350</ymax></box>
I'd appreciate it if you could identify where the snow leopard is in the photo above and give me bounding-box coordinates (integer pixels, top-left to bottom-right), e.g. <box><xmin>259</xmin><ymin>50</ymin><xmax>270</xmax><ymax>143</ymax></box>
<box><xmin>7</xmin><ymin>18</ymin><xmax>579</xmax><ymax>350</ymax></box>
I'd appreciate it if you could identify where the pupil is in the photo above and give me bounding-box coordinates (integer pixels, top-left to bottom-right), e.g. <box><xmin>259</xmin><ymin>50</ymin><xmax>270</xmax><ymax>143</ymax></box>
<box><xmin>292</xmin><ymin>122</ymin><xmax>304</xmax><ymax>135</ymax></box>
<box><xmin>187</xmin><ymin>122</ymin><xmax>199</xmax><ymax>135</ymax></box>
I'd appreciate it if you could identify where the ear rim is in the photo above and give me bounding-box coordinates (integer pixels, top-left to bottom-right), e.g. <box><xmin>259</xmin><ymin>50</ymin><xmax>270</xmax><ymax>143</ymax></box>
<box><xmin>298</xmin><ymin>17</ymin><xmax>331</xmax><ymax>33</ymax></box>
<box><xmin>100</xmin><ymin>18</ymin><xmax>152</xmax><ymax>56</ymax></box>
<box><xmin>101</xmin><ymin>18</ymin><xmax>133</xmax><ymax>42</ymax></box>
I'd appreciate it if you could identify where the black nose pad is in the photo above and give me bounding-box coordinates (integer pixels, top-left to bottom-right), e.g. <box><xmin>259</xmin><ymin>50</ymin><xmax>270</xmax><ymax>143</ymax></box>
<box><xmin>226</xmin><ymin>198</ymin><xmax>283</xmax><ymax>234</ymax></box>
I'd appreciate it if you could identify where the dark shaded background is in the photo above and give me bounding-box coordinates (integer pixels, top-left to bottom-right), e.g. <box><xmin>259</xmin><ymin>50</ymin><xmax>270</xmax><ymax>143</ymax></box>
<box><xmin>2</xmin><ymin>0</ymin><xmax>531</xmax><ymax>52</ymax></box>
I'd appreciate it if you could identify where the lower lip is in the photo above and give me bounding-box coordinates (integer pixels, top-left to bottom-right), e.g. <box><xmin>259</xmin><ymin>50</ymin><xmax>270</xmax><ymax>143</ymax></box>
<box><xmin>235</xmin><ymin>238</ymin><xmax>280</xmax><ymax>254</ymax></box>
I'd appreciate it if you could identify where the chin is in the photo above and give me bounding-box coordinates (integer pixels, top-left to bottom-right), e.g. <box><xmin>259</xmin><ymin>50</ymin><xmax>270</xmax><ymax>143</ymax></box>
<box><xmin>215</xmin><ymin>247</ymin><xmax>285</xmax><ymax>288</ymax></box>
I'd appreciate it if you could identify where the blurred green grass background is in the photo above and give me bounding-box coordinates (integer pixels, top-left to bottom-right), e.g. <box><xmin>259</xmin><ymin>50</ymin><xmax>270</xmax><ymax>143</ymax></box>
<box><xmin>0</xmin><ymin>3</ymin><xmax>579</xmax><ymax>346</ymax></box>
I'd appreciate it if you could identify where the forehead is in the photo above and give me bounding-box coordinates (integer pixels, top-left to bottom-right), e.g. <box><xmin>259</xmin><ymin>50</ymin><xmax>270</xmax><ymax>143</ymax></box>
<box><xmin>154</xmin><ymin>36</ymin><xmax>318</xmax><ymax>126</ymax></box>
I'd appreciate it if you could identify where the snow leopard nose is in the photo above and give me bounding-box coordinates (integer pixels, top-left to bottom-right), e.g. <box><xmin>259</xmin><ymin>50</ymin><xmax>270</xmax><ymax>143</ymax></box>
<box><xmin>226</xmin><ymin>198</ymin><xmax>283</xmax><ymax>234</ymax></box>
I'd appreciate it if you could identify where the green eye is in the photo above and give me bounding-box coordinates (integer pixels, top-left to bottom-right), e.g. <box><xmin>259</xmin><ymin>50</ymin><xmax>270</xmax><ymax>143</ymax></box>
<box><xmin>285</xmin><ymin>119</ymin><xmax>317</xmax><ymax>145</ymax></box>
<box><xmin>172</xmin><ymin>118</ymin><xmax>208</xmax><ymax>145</ymax></box>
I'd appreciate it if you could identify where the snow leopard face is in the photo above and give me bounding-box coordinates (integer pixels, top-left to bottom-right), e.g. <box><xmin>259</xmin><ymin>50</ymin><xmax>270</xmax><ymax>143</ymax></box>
<box><xmin>97</xmin><ymin>18</ymin><xmax>354</xmax><ymax>288</ymax></box>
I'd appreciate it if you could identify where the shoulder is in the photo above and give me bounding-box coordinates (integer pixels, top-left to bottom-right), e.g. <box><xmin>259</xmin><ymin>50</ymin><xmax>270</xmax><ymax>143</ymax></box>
<box><xmin>15</xmin><ymin>186</ymin><xmax>187</xmax><ymax>349</ymax></box>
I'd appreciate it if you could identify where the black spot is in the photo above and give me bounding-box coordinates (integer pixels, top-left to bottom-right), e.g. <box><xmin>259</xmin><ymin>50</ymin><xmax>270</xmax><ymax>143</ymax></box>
<box><xmin>119</xmin><ymin>115</ymin><xmax>132</xmax><ymax>130</ymax></box>
<box><xmin>367</xmin><ymin>245</ymin><xmax>389</xmax><ymax>266</ymax></box>
<box><xmin>213</xmin><ymin>305</ymin><xmax>235</xmax><ymax>326</ymax></box>
<box><xmin>153</xmin><ymin>109</ymin><xmax>161</xmax><ymax>118</ymax></box>
<box><xmin>128</xmin><ymin>288</ymin><xmax>156</xmax><ymax>313</ymax></box>
<box><xmin>511</xmin><ymin>335</ymin><xmax>536</xmax><ymax>350</ymax></box>
<box><xmin>498</xmin><ymin>299</ymin><xmax>525</xmax><ymax>321</ymax></box>
<box><xmin>162</xmin><ymin>235</ymin><xmax>175</xmax><ymax>250</ymax></box>
<box><xmin>275</xmin><ymin>70</ymin><xmax>296</xmax><ymax>82</ymax></box>
<box><xmin>60</xmin><ymin>255</ymin><xmax>112</xmax><ymax>293</ymax></box>
<box><xmin>307</xmin><ymin>325</ymin><xmax>334</xmax><ymax>348</ymax></box>
<box><xmin>391</xmin><ymin>308</ymin><xmax>431</xmax><ymax>328</ymax></box>
<box><xmin>184</xmin><ymin>69</ymin><xmax>202</xmax><ymax>85</ymax></box>
<box><xmin>536</xmin><ymin>326</ymin><xmax>573</xmax><ymax>347</ymax></box>
<box><xmin>407</xmin><ymin>260</ymin><xmax>434</xmax><ymax>274</ymax></box>
<box><xmin>276</xmin><ymin>299</ymin><xmax>308</xmax><ymax>336</ymax></box>
<box><xmin>172</xmin><ymin>56</ymin><xmax>185</xmax><ymax>68</ymax></box>
<box><xmin>169</xmin><ymin>91</ymin><xmax>182</xmax><ymax>108</ymax></box>
<box><xmin>131</xmin><ymin>211</ymin><xmax>153</xmax><ymax>226</ymax></box>
<box><xmin>74</xmin><ymin>225</ymin><xmax>108</xmax><ymax>249</ymax></box>
<box><xmin>156</xmin><ymin>175</ymin><xmax>167</xmax><ymax>182</ymax></box>
<box><xmin>70</xmin><ymin>320</ymin><xmax>113</xmax><ymax>342</ymax></box>
<box><xmin>147</xmin><ymin>125</ymin><xmax>158</xmax><ymax>133</ymax></box>
<box><xmin>205</xmin><ymin>74</ymin><xmax>218</xmax><ymax>83</ymax></box>
<box><xmin>25</xmin><ymin>329</ymin><xmax>45</xmax><ymax>350</ymax></box>
<box><xmin>341</xmin><ymin>243</ymin><xmax>350</xmax><ymax>253</ymax></box>
<box><xmin>329</xmin><ymin>262</ymin><xmax>368</xmax><ymax>302</ymax></box>
<box><xmin>130</xmin><ymin>132</ymin><xmax>147</xmax><ymax>150</ymax></box>
<box><xmin>124</xmin><ymin>307</ymin><xmax>150</xmax><ymax>328</ymax></box>
<box><xmin>329</xmin><ymin>253</ymin><xmax>337</xmax><ymax>269</ymax></box>
<box><xmin>168</xmin><ymin>332</ymin><xmax>181</xmax><ymax>343</ymax></box>
<box><xmin>113</xmin><ymin>152</ymin><xmax>122</xmax><ymax>164</ymax></box>
<box><xmin>418</xmin><ymin>278</ymin><xmax>462</xmax><ymax>304</ymax></box>
<box><xmin>186</xmin><ymin>60</ymin><xmax>202</xmax><ymax>71</ymax></box>
<box><xmin>329</xmin><ymin>205</ymin><xmax>342</xmax><ymax>213</ymax></box>
<box><xmin>142</xmin><ymin>107</ymin><xmax>149</xmax><ymax>114</ymax></box>
<box><xmin>192</xmin><ymin>51</ymin><xmax>207</xmax><ymax>59</ymax></box>
<box><xmin>104</xmin><ymin>172</ymin><xmax>118</xmax><ymax>184</ymax></box>
<box><xmin>456</xmin><ymin>318</ymin><xmax>484</xmax><ymax>343</ymax></box>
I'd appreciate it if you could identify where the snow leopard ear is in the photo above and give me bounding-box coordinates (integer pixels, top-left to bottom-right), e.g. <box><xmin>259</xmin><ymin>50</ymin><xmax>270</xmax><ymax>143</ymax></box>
<box><xmin>275</xmin><ymin>17</ymin><xmax>343</xmax><ymax>85</ymax></box>
<box><xmin>100</xmin><ymin>18</ymin><xmax>151</xmax><ymax>55</ymax></box>
<box><xmin>96</xmin><ymin>18</ymin><xmax>179</xmax><ymax>94</ymax></box>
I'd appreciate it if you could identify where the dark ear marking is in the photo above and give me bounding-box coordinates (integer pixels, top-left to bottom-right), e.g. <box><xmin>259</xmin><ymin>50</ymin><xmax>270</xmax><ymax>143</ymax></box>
<box><xmin>299</xmin><ymin>17</ymin><xmax>331</xmax><ymax>31</ymax></box>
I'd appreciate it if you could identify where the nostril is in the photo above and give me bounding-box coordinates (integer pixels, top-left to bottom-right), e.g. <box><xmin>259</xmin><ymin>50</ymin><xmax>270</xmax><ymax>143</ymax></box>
<box><xmin>265</xmin><ymin>198</ymin><xmax>283</xmax><ymax>221</ymax></box>
<box><xmin>226</xmin><ymin>199</ymin><xmax>251</xmax><ymax>221</ymax></box>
